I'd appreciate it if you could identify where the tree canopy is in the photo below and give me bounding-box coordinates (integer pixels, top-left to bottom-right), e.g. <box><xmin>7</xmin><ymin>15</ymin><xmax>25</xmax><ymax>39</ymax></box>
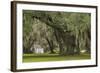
<box><xmin>23</xmin><ymin>10</ymin><xmax>91</xmax><ymax>55</ymax></box>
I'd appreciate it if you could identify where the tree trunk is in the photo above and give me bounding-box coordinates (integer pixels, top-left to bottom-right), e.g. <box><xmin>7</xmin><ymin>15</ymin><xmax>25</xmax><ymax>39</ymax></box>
<box><xmin>45</xmin><ymin>37</ymin><xmax>55</xmax><ymax>53</ymax></box>
<box><xmin>75</xmin><ymin>30</ymin><xmax>81</xmax><ymax>55</ymax></box>
<box><xmin>54</xmin><ymin>30</ymin><xmax>64</xmax><ymax>55</ymax></box>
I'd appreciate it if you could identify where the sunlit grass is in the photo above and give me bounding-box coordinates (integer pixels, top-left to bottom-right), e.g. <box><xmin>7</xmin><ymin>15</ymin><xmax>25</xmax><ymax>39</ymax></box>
<box><xmin>23</xmin><ymin>53</ymin><xmax>91</xmax><ymax>62</ymax></box>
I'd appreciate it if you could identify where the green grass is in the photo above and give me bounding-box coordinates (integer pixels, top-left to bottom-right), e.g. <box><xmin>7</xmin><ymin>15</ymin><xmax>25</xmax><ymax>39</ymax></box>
<box><xmin>23</xmin><ymin>53</ymin><xmax>91</xmax><ymax>62</ymax></box>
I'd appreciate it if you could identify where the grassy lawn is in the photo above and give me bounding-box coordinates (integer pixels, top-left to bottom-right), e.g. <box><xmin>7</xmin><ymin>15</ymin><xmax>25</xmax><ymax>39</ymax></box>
<box><xmin>23</xmin><ymin>53</ymin><xmax>91</xmax><ymax>62</ymax></box>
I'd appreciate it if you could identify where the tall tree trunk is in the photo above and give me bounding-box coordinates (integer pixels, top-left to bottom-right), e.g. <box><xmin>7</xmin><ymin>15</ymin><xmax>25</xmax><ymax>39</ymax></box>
<box><xmin>45</xmin><ymin>37</ymin><xmax>55</xmax><ymax>53</ymax></box>
<box><xmin>75</xmin><ymin>30</ymin><xmax>81</xmax><ymax>55</ymax></box>
<box><xmin>85</xmin><ymin>30</ymin><xmax>91</xmax><ymax>53</ymax></box>
<box><xmin>54</xmin><ymin>30</ymin><xmax>64</xmax><ymax>55</ymax></box>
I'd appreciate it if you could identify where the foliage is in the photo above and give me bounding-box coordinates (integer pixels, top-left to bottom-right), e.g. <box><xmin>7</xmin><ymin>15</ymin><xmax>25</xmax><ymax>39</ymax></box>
<box><xmin>23</xmin><ymin>10</ymin><xmax>91</xmax><ymax>55</ymax></box>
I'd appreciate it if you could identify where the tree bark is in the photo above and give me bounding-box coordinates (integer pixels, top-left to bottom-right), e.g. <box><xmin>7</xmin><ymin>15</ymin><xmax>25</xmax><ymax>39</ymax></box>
<box><xmin>54</xmin><ymin>30</ymin><xmax>64</xmax><ymax>55</ymax></box>
<box><xmin>45</xmin><ymin>37</ymin><xmax>55</xmax><ymax>53</ymax></box>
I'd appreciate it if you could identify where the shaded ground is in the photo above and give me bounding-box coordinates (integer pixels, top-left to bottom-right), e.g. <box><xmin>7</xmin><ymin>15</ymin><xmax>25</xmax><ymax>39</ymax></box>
<box><xmin>23</xmin><ymin>53</ymin><xmax>91</xmax><ymax>62</ymax></box>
